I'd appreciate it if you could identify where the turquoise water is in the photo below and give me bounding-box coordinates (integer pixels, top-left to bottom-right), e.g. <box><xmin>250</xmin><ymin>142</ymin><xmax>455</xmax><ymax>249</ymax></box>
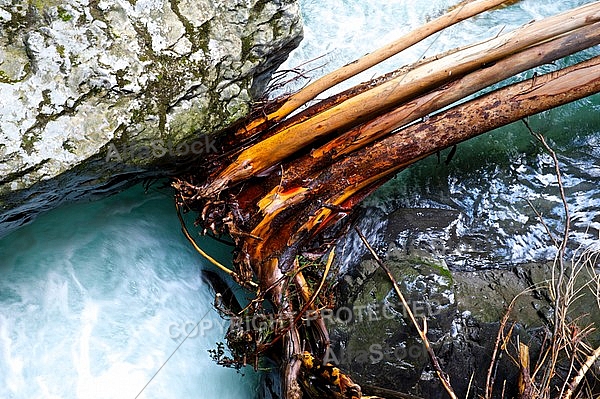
<box><xmin>0</xmin><ymin>185</ymin><xmax>258</xmax><ymax>398</ymax></box>
<box><xmin>1</xmin><ymin>1</ymin><xmax>599</xmax><ymax>398</ymax></box>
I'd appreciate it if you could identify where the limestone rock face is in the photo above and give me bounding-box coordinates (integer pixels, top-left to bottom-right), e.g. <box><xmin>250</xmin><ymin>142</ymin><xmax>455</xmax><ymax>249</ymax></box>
<box><xmin>0</xmin><ymin>0</ymin><xmax>302</xmax><ymax>235</ymax></box>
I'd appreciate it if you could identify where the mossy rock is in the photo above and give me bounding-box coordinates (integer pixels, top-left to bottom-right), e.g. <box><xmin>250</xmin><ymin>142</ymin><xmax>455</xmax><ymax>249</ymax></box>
<box><xmin>330</xmin><ymin>248</ymin><xmax>456</xmax><ymax>394</ymax></box>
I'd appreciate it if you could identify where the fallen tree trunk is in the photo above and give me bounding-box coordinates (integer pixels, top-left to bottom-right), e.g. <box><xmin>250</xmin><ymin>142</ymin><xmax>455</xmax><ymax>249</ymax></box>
<box><xmin>228</xmin><ymin>54</ymin><xmax>600</xmax><ymax>302</ymax></box>
<box><xmin>202</xmin><ymin>1</ymin><xmax>600</xmax><ymax>196</ymax></box>
<box><xmin>241</xmin><ymin>0</ymin><xmax>515</xmax><ymax>135</ymax></box>
<box><xmin>172</xmin><ymin>2</ymin><xmax>600</xmax><ymax>398</ymax></box>
<box><xmin>283</xmin><ymin>21</ymin><xmax>600</xmax><ymax>186</ymax></box>
<box><xmin>287</xmin><ymin>55</ymin><xmax>600</xmax><ymax>244</ymax></box>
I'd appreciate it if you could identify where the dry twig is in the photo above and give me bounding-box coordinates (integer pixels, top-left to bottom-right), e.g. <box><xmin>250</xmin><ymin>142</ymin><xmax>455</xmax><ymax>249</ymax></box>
<box><xmin>355</xmin><ymin>227</ymin><xmax>458</xmax><ymax>399</ymax></box>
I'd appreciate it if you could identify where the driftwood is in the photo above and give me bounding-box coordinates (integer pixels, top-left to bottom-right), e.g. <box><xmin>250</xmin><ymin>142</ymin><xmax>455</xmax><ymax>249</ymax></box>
<box><xmin>172</xmin><ymin>1</ymin><xmax>600</xmax><ymax>398</ymax></box>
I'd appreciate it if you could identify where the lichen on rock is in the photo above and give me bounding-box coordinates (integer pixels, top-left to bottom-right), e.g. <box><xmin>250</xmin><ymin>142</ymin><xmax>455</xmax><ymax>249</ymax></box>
<box><xmin>0</xmin><ymin>0</ymin><xmax>302</xmax><ymax>236</ymax></box>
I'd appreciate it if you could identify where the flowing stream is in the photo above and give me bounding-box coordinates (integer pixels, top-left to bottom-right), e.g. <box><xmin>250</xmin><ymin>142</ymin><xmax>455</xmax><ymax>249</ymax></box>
<box><xmin>0</xmin><ymin>186</ymin><xmax>257</xmax><ymax>398</ymax></box>
<box><xmin>1</xmin><ymin>0</ymin><xmax>599</xmax><ymax>398</ymax></box>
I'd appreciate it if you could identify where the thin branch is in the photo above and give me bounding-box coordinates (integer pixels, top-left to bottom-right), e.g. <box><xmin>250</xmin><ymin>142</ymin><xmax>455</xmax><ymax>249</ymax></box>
<box><xmin>522</xmin><ymin>118</ymin><xmax>573</xmax><ymax>394</ymax></box>
<box><xmin>562</xmin><ymin>345</ymin><xmax>600</xmax><ymax>399</ymax></box>
<box><xmin>176</xmin><ymin>202</ymin><xmax>258</xmax><ymax>288</ymax></box>
<box><xmin>523</xmin><ymin>119</ymin><xmax>571</xmax><ymax>261</ymax></box>
<box><xmin>485</xmin><ymin>289</ymin><xmax>531</xmax><ymax>399</ymax></box>
<box><xmin>355</xmin><ymin>227</ymin><xmax>458</xmax><ymax>399</ymax></box>
<box><xmin>525</xmin><ymin>198</ymin><xmax>559</xmax><ymax>248</ymax></box>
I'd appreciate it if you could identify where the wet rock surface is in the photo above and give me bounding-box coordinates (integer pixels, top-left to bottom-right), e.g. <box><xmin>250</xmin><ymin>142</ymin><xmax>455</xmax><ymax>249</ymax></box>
<box><xmin>331</xmin><ymin>207</ymin><xmax>600</xmax><ymax>398</ymax></box>
<box><xmin>0</xmin><ymin>0</ymin><xmax>302</xmax><ymax>236</ymax></box>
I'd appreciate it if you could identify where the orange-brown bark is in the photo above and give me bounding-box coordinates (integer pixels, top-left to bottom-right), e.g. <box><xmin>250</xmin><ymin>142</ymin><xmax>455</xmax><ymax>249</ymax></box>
<box><xmin>202</xmin><ymin>2</ymin><xmax>600</xmax><ymax>197</ymax></box>
<box><xmin>238</xmin><ymin>0</ymin><xmax>519</xmax><ymax>138</ymax></box>
<box><xmin>172</xmin><ymin>3</ymin><xmax>600</xmax><ymax>398</ymax></box>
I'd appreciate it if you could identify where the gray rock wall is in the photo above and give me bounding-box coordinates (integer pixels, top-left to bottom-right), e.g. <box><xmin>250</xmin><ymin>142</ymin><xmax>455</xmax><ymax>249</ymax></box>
<box><xmin>0</xmin><ymin>0</ymin><xmax>302</xmax><ymax>236</ymax></box>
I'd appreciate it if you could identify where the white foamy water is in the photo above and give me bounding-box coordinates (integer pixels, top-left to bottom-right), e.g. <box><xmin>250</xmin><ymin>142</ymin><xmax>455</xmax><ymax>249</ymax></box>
<box><xmin>1</xmin><ymin>2</ymin><xmax>599</xmax><ymax>398</ymax></box>
<box><xmin>0</xmin><ymin>186</ymin><xmax>257</xmax><ymax>398</ymax></box>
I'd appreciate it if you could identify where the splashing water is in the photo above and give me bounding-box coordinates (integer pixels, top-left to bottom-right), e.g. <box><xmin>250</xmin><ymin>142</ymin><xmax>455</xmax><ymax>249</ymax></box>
<box><xmin>1</xmin><ymin>1</ymin><xmax>599</xmax><ymax>398</ymax></box>
<box><xmin>0</xmin><ymin>185</ymin><xmax>258</xmax><ymax>398</ymax></box>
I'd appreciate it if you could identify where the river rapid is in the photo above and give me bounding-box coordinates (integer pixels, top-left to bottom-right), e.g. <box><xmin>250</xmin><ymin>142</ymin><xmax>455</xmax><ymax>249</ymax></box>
<box><xmin>0</xmin><ymin>186</ymin><xmax>258</xmax><ymax>398</ymax></box>
<box><xmin>1</xmin><ymin>0</ymin><xmax>599</xmax><ymax>398</ymax></box>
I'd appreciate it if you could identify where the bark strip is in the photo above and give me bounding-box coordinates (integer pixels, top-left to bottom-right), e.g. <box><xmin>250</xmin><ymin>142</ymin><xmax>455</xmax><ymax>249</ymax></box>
<box><xmin>204</xmin><ymin>2</ymin><xmax>600</xmax><ymax>196</ymax></box>
<box><xmin>173</xmin><ymin>4</ymin><xmax>600</xmax><ymax>398</ymax></box>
